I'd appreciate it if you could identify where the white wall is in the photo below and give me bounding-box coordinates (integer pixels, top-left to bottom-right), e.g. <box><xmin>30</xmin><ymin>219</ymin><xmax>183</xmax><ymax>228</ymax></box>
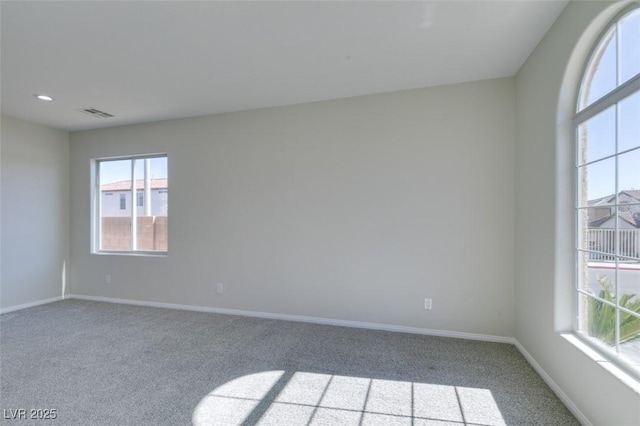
<box><xmin>70</xmin><ymin>78</ymin><xmax>516</xmax><ymax>337</ymax></box>
<box><xmin>515</xmin><ymin>1</ymin><xmax>640</xmax><ymax>425</ymax></box>
<box><xmin>0</xmin><ymin>115</ymin><xmax>70</xmax><ymax>310</ymax></box>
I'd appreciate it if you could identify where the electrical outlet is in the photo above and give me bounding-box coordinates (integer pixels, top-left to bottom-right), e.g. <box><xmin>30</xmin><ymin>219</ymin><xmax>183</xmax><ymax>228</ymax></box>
<box><xmin>105</xmin><ymin>274</ymin><xmax>111</xmax><ymax>285</ymax></box>
<box><xmin>424</xmin><ymin>298</ymin><xmax>432</xmax><ymax>310</ymax></box>
<box><xmin>216</xmin><ymin>283</ymin><xmax>224</xmax><ymax>294</ymax></box>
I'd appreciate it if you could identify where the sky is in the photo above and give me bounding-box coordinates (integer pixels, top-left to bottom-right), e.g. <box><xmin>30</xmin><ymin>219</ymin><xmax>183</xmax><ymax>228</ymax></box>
<box><xmin>100</xmin><ymin>156</ymin><xmax>167</xmax><ymax>185</ymax></box>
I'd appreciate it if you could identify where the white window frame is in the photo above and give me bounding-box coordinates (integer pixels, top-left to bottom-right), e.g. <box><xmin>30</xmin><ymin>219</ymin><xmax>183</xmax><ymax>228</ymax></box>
<box><xmin>92</xmin><ymin>153</ymin><xmax>168</xmax><ymax>256</ymax></box>
<box><xmin>573</xmin><ymin>4</ymin><xmax>640</xmax><ymax>379</ymax></box>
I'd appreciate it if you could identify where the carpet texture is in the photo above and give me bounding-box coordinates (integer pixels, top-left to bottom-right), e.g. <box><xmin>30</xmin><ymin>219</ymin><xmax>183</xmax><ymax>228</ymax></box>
<box><xmin>0</xmin><ymin>300</ymin><xmax>578</xmax><ymax>425</ymax></box>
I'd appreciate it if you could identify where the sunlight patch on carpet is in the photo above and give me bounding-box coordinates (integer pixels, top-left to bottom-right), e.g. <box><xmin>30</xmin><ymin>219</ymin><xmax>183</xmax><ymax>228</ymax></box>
<box><xmin>192</xmin><ymin>371</ymin><xmax>506</xmax><ymax>426</ymax></box>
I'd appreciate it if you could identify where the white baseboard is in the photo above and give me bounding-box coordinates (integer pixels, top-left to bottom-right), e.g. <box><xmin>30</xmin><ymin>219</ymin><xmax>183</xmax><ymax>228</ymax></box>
<box><xmin>0</xmin><ymin>296</ymin><xmax>64</xmax><ymax>315</ymax></box>
<box><xmin>514</xmin><ymin>340</ymin><xmax>592</xmax><ymax>426</ymax></box>
<box><xmin>67</xmin><ymin>293</ymin><xmax>514</xmax><ymax>344</ymax></box>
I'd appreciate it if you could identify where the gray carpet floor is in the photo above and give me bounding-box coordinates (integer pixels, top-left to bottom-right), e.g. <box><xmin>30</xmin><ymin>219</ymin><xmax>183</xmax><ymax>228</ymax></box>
<box><xmin>0</xmin><ymin>300</ymin><xmax>578</xmax><ymax>426</ymax></box>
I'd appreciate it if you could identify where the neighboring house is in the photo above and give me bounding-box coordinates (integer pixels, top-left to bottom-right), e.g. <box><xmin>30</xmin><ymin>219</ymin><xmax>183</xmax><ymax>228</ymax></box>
<box><xmin>588</xmin><ymin>190</ymin><xmax>640</xmax><ymax>260</ymax></box>
<box><xmin>101</xmin><ymin>178</ymin><xmax>168</xmax><ymax>217</ymax></box>
<box><xmin>588</xmin><ymin>190</ymin><xmax>640</xmax><ymax>228</ymax></box>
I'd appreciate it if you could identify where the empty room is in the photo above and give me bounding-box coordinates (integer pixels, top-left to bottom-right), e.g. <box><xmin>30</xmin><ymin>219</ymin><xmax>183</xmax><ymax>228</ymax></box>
<box><xmin>1</xmin><ymin>1</ymin><xmax>640</xmax><ymax>425</ymax></box>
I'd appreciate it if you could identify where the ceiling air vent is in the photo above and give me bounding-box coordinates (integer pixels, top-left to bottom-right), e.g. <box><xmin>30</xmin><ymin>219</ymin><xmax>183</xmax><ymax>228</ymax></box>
<box><xmin>76</xmin><ymin>107</ymin><xmax>114</xmax><ymax>118</ymax></box>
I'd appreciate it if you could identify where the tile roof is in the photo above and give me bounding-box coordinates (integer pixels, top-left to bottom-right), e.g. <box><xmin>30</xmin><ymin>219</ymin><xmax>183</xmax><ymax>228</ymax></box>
<box><xmin>101</xmin><ymin>178</ymin><xmax>167</xmax><ymax>191</ymax></box>
<box><xmin>589</xmin><ymin>215</ymin><xmax>614</xmax><ymax>227</ymax></box>
<box><xmin>588</xmin><ymin>190</ymin><xmax>640</xmax><ymax>206</ymax></box>
<box><xmin>588</xmin><ymin>195</ymin><xmax>612</xmax><ymax>207</ymax></box>
<box><xmin>621</xmin><ymin>190</ymin><xmax>640</xmax><ymax>201</ymax></box>
<box><xmin>619</xmin><ymin>211</ymin><xmax>640</xmax><ymax>228</ymax></box>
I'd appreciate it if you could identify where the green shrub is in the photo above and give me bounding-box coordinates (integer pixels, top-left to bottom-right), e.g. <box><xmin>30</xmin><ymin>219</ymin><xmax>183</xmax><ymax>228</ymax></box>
<box><xmin>589</xmin><ymin>275</ymin><xmax>640</xmax><ymax>345</ymax></box>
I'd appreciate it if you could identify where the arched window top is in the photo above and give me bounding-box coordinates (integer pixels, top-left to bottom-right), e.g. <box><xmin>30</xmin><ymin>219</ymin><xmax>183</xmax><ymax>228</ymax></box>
<box><xmin>578</xmin><ymin>6</ymin><xmax>640</xmax><ymax>112</ymax></box>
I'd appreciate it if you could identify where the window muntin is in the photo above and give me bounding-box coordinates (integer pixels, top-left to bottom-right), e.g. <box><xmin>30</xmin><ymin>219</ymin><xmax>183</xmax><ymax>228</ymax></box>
<box><xmin>95</xmin><ymin>155</ymin><xmax>168</xmax><ymax>254</ymax></box>
<box><xmin>575</xmin><ymin>6</ymin><xmax>640</xmax><ymax>378</ymax></box>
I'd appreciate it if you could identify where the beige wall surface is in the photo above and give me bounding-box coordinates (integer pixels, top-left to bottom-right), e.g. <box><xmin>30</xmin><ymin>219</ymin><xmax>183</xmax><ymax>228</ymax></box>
<box><xmin>0</xmin><ymin>116</ymin><xmax>70</xmax><ymax>309</ymax></box>
<box><xmin>515</xmin><ymin>1</ymin><xmax>640</xmax><ymax>425</ymax></box>
<box><xmin>70</xmin><ymin>77</ymin><xmax>516</xmax><ymax>338</ymax></box>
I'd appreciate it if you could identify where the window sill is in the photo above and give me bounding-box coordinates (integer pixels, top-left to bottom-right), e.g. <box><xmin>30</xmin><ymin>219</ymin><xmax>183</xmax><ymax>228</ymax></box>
<box><xmin>92</xmin><ymin>251</ymin><xmax>167</xmax><ymax>258</ymax></box>
<box><xmin>560</xmin><ymin>333</ymin><xmax>640</xmax><ymax>394</ymax></box>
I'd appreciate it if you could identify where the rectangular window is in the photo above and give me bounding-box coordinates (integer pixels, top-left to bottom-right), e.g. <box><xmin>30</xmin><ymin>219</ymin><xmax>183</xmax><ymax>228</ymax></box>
<box><xmin>95</xmin><ymin>154</ymin><xmax>168</xmax><ymax>254</ymax></box>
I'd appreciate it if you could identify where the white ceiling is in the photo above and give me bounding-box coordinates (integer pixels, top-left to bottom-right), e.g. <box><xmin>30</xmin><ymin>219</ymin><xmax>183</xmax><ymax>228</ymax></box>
<box><xmin>1</xmin><ymin>1</ymin><xmax>568</xmax><ymax>132</ymax></box>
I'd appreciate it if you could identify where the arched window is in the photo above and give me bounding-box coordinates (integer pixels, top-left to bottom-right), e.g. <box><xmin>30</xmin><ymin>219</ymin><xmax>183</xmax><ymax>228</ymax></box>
<box><xmin>575</xmin><ymin>5</ymin><xmax>640</xmax><ymax>377</ymax></box>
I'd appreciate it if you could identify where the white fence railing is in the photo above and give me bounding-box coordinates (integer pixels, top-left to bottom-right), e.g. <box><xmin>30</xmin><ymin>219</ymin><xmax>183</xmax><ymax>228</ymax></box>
<box><xmin>588</xmin><ymin>228</ymin><xmax>640</xmax><ymax>261</ymax></box>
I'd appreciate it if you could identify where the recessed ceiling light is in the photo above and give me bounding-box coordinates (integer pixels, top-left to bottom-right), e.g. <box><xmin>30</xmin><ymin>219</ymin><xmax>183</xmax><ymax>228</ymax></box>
<box><xmin>34</xmin><ymin>94</ymin><xmax>54</xmax><ymax>101</ymax></box>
